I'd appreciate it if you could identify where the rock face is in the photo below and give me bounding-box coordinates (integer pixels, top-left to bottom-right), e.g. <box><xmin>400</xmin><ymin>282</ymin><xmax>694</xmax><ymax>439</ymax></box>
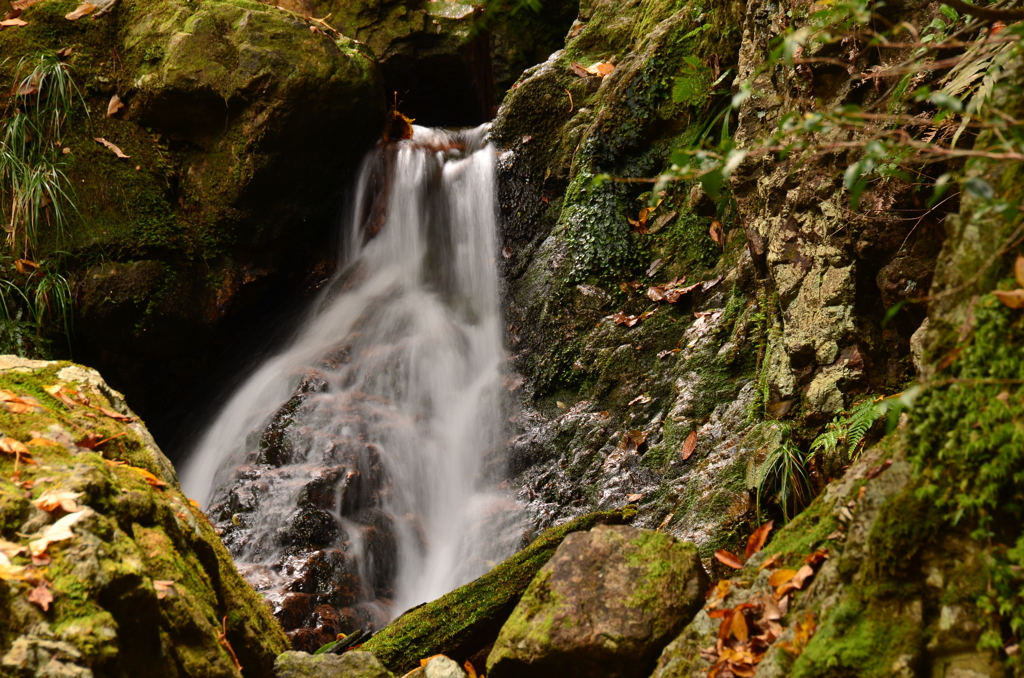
<box><xmin>486</xmin><ymin>525</ymin><xmax>708</xmax><ymax>678</ymax></box>
<box><xmin>274</xmin><ymin>650</ymin><xmax>394</xmax><ymax>678</ymax></box>
<box><xmin>0</xmin><ymin>0</ymin><xmax>385</xmax><ymax>443</ymax></box>
<box><xmin>0</xmin><ymin>357</ymin><xmax>288</xmax><ymax>677</ymax></box>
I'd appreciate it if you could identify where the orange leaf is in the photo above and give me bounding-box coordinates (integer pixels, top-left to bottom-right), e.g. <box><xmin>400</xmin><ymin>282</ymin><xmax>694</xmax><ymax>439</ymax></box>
<box><xmin>714</xmin><ymin>549</ymin><xmax>743</xmax><ymax>569</ymax></box>
<box><xmin>758</xmin><ymin>553</ymin><xmax>781</xmax><ymax>572</ymax></box>
<box><xmin>680</xmin><ymin>430</ymin><xmax>698</xmax><ymax>460</ymax></box>
<box><xmin>709</xmin><ymin>219</ymin><xmax>725</xmax><ymax>246</ymax></box>
<box><xmin>463</xmin><ymin>661</ymin><xmax>478</xmax><ymax>678</ymax></box>
<box><xmin>106</xmin><ymin>94</ymin><xmax>124</xmax><ymax>118</ymax></box>
<box><xmin>768</xmin><ymin>568</ymin><xmax>797</xmax><ymax>587</ymax></box>
<box><xmin>154</xmin><ymin>579</ymin><xmax>175</xmax><ymax>599</ymax></box>
<box><xmin>1016</xmin><ymin>254</ymin><xmax>1024</xmax><ymax>288</ymax></box>
<box><xmin>745</xmin><ymin>520</ymin><xmax>773</xmax><ymax>560</ymax></box>
<box><xmin>27</xmin><ymin>438</ymin><xmax>61</xmax><ymax>448</ymax></box>
<box><xmin>97</xmin><ymin>406</ymin><xmax>133</xmax><ymax>422</ymax></box>
<box><xmin>730</xmin><ymin>609</ymin><xmax>749</xmax><ymax>642</ymax></box>
<box><xmin>994</xmin><ymin>288</ymin><xmax>1024</xmax><ymax>309</ymax></box>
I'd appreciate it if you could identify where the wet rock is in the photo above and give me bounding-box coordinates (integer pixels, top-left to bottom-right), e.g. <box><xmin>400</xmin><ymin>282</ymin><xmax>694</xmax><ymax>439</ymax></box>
<box><xmin>486</xmin><ymin>525</ymin><xmax>708</xmax><ymax>678</ymax></box>
<box><xmin>274</xmin><ymin>650</ymin><xmax>394</xmax><ymax>678</ymax></box>
<box><xmin>403</xmin><ymin>655</ymin><xmax>468</xmax><ymax>678</ymax></box>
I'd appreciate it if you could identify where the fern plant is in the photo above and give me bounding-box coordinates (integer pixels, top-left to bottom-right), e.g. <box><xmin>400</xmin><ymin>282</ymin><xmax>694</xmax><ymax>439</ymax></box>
<box><xmin>809</xmin><ymin>398</ymin><xmax>884</xmax><ymax>466</ymax></box>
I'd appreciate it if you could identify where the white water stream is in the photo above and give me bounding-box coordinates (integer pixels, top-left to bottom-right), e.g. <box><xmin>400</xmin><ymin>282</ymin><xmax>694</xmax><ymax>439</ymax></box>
<box><xmin>180</xmin><ymin>125</ymin><xmax>519</xmax><ymax>617</ymax></box>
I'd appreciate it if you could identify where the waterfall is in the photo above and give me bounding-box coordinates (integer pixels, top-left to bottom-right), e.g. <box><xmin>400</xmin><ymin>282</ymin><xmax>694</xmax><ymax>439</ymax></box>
<box><xmin>180</xmin><ymin>124</ymin><xmax>521</xmax><ymax>627</ymax></box>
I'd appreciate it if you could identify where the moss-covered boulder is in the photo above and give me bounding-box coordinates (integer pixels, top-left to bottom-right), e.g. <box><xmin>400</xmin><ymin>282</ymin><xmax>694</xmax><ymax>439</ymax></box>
<box><xmin>486</xmin><ymin>524</ymin><xmax>708</xmax><ymax>678</ymax></box>
<box><xmin>359</xmin><ymin>507</ymin><xmax>635</xmax><ymax>674</ymax></box>
<box><xmin>273</xmin><ymin>650</ymin><xmax>393</xmax><ymax>678</ymax></box>
<box><xmin>0</xmin><ymin>0</ymin><xmax>385</xmax><ymax>433</ymax></box>
<box><xmin>0</xmin><ymin>356</ymin><xmax>288</xmax><ymax>677</ymax></box>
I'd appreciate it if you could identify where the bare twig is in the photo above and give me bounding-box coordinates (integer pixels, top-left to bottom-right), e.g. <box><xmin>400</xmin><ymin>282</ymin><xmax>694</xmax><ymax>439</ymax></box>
<box><xmin>217</xmin><ymin>617</ymin><xmax>243</xmax><ymax>673</ymax></box>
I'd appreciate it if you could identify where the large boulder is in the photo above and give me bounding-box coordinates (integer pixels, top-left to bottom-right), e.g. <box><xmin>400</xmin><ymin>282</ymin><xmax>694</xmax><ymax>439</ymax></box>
<box><xmin>273</xmin><ymin>650</ymin><xmax>393</xmax><ymax>678</ymax></box>
<box><xmin>486</xmin><ymin>524</ymin><xmax>708</xmax><ymax>678</ymax></box>
<box><xmin>0</xmin><ymin>0</ymin><xmax>385</xmax><ymax>443</ymax></box>
<box><xmin>0</xmin><ymin>357</ymin><xmax>289</xmax><ymax>677</ymax></box>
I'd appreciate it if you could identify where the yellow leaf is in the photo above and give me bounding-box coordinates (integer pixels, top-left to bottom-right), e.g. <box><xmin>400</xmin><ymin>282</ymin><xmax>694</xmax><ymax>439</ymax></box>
<box><xmin>768</xmin><ymin>568</ymin><xmax>797</xmax><ymax>587</ymax></box>
<box><xmin>0</xmin><ymin>553</ymin><xmax>27</xmax><ymax>581</ymax></box>
<box><xmin>65</xmin><ymin>2</ymin><xmax>96</xmax><ymax>19</ymax></box>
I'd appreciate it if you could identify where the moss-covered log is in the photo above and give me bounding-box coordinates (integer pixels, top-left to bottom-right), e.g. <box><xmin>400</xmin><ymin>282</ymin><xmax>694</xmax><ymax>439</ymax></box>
<box><xmin>359</xmin><ymin>507</ymin><xmax>637</xmax><ymax>674</ymax></box>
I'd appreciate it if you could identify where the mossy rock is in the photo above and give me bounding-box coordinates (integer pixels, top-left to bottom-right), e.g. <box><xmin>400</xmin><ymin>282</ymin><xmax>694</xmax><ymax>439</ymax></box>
<box><xmin>358</xmin><ymin>507</ymin><xmax>636</xmax><ymax>675</ymax></box>
<box><xmin>0</xmin><ymin>357</ymin><xmax>288</xmax><ymax>677</ymax></box>
<box><xmin>486</xmin><ymin>524</ymin><xmax>708</xmax><ymax>678</ymax></box>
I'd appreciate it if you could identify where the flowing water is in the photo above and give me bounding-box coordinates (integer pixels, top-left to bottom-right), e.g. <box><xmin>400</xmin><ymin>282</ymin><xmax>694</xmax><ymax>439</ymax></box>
<box><xmin>180</xmin><ymin>124</ymin><xmax>520</xmax><ymax>620</ymax></box>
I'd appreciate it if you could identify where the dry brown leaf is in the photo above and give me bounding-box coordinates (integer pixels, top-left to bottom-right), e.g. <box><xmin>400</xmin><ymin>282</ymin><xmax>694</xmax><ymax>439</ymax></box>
<box><xmin>28</xmin><ymin>583</ymin><xmax>53</xmax><ymax>611</ymax></box>
<box><xmin>994</xmin><ymin>288</ymin><xmax>1024</xmax><ymax>309</ymax></box>
<box><xmin>730</xmin><ymin>609</ymin><xmax>749</xmax><ymax>642</ymax></box>
<box><xmin>790</xmin><ymin>563</ymin><xmax>816</xmax><ymax>590</ymax></box>
<box><xmin>28</xmin><ymin>510</ymin><xmax>87</xmax><ymax>556</ymax></box>
<box><xmin>1016</xmin><ymin>254</ymin><xmax>1024</xmax><ymax>288</ymax></box>
<box><xmin>570</xmin><ymin>61</ymin><xmax>590</xmax><ymax>78</ymax></box>
<box><xmin>745</xmin><ymin>520</ymin><xmax>774</xmax><ymax>560</ymax></box>
<box><xmin>14</xmin><ymin>259</ymin><xmax>38</xmax><ymax>274</ymax></box>
<box><xmin>463</xmin><ymin>660</ymin><xmax>478</xmax><ymax>678</ymax></box>
<box><xmin>0</xmin><ymin>17</ymin><xmax>28</xmax><ymax>26</ymax></box>
<box><xmin>97</xmin><ymin>406</ymin><xmax>133</xmax><ymax>422</ymax></box>
<box><xmin>56</xmin><ymin>46</ymin><xmax>73</xmax><ymax>57</ymax></box>
<box><xmin>0</xmin><ymin>436</ymin><xmax>31</xmax><ymax>456</ymax></box>
<box><xmin>0</xmin><ymin>390</ymin><xmax>37</xmax><ymax>414</ymax></box>
<box><xmin>10</xmin><ymin>0</ymin><xmax>39</xmax><ymax>10</ymax></box>
<box><xmin>758</xmin><ymin>553</ymin><xmax>781</xmax><ymax>571</ymax></box>
<box><xmin>75</xmin><ymin>433</ymin><xmax>105</xmax><ymax>449</ymax></box>
<box><xmin>106</xmin><ymin>94</ymin><xmax>123</xmax><ymax>117</ymax></box>
<box><xmin>714</xmin><ymin>549</ymin><xmax>743</xmax><ymax>569</ymax></box>
<box><xmin>65</xmin><ymin>2</ymin><xmax>96</xmax><ymax>19</ymax></box>
<box><xmin>32</xmin><ymin>491</ymin><xmax>83</xmax><ymax>513</ymax></box>
<box><xmin>129</xmin><ymin>466</ymin><xmax>168</xmax><ymax>488</ymax></box>
<box><xmin>44</xmin><ymin>385</ymin><xmax>81</xmax><ymax>408</ymax></box>
<box><xmin>93</xmin><ymin>137</ymin><xmax>129</xmax><ymax>158</ymax></box>
<box><xmin>709</xmin><ymin>219</ymin><xmax>725</xmax><ymax>246</ymax></box>
<box><xmin>680</xmin><ymin>430</ymin><xmax>698</xmax><ymax>460</ymax></box>
<box><xmin>626</xmin><ymin>493</ymin><xmax>643</xmax><ymax>502</ymax></box>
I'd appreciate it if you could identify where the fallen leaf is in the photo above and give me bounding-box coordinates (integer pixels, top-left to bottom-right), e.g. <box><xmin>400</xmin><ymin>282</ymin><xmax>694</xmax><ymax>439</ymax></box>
<box><xmin>714</xmin><ymin>549</ymin><xmax>744</xmax><ymax>569</ymax></box>
<box><xmin>680</xmin><ymin>430</ymin><xmax>698</xmax><ymax>460</ymax></box>
<box><xmin>709</xmin><ymin>220</ymin><xmax>725</xmax><ymax>246</ymax></box>
<box><xmin>657</xmin><ymin>348</ymin><xmax>680</xmax><ymax>359</ymax></box>
<box><xmin>556</xmin><ymin>401</ymin><xmax>567</xmax><ymax>409</ymax></box>
<box><xmin>28</xmin><ymin>583</ymin><xmax>53</xmax><ymax>611</ymax></box>
<box><xmin>648</xmin><ymin>210</ymin><xmax>677</xmax><ymax>235</ymax></box>
<box><xmin>730</xmin><ymin>609</ymin><xmax>749</xmax><ymax>642</ymax></box>
<box><xmin>627</xmin><ymin>394</ymin><xmax>651</xmax><ymax>406</ymax></box>
<box><xmin>707</xmin><ymin>579</ymin><xmax>731</xmax><ymax>605</ymax></box>
<box><xmin>865</xmin><ymin>459</ymin><xmax>893</xmax><ymax>480</ymax></box>
<box><xmin>0</xmin><ymin>390</ymin><xmax>37</xmax><ymax>414</ymax></box>
<box><xmin>0</xmin><ymin>553</ymin><xmax>27</xmax><ymax>581</ymax></box>
<box><xmin>27</xmin><ymin>438</ymin><xmax>61</xmax><ymax>448</ymax></box>
<box><xmin>29</xmin><ymin>510</ymin><xmax>87</xmax><ymax>556</ymax></box>
<box><xmin>758</xmin><ymin>553</ymin><xmax>781</xmax><ymax>571</ymax></box>
<box><xmin>503</xmin><ymin>374</ymin><xmax>525</xmax><ymax>392</ymax></box>
<box><xmin>124</xmin><ymin>465</ymin><xmax>168</xmax><ymax>488</ymax></box>
<box><xmin>153</xmin><ymin>579</ymin><xmax>175</xmax><ymax>599</ymax></box>
<box><xmin>647</xmin><ymin>258</ymin><xmax>665</xmax><ymax>277</ymax></box>
<box><xmin>65</xmin><ymin>2</ymin><xmax>96</xmax><ymax>20</ymax></box>
<box><xmin>994</xmin><ymin>288</ymin><xmax>1024</xmax><ymax>309</ymax></box>
<box><xmin>14</xmin><ymin>259</ymin><xmax>38</xmax><ymax>274</ymax></box>
<box><xmin>768</xmin><ymin>568</ymin><xmax>797</xmax><ymax>587</ymax></box>
<box><xmin>463</xmin><ymin>660</ymin><xmax>478</xmax><ymax>678</ymax></box>
<box><xmin>76</xmin><ymin>433</ymin><xmax>105</xmax><ymax>449</ymax></box>
<box><xmin>0</xmin><ymin>539</ymin><xmax>25</xmax><ymax>559</ymax></box>
<box><xmin>32</xmin><ymin>491</ymin><xmax>83</xmax><ymax>513</ymax></box>
<box><xmin>745</xmin><ymin>520</ymin><xmax>774</xmax><ymax>560</ymax></box>
<box><xmin>44</xmin><ymin>384</ymin><xmax>80</xmax><ymax>408</ymax></box>
<box><xmin>10</xmin><ymin>0</ymin><xmax>40</xmax><ymax>9</ymax></box>
<box><xmin>626</xmin><ymin>493</ymin><xmax>643</xmax><ymax>502</ymax></box>
<box><xmin>56</xmin><ymin>47</ymin><xmax>74</xmax><ymax>57</ymax></box>
<box><xmin>585</xmin><ymin>61</ymin><xmax>614</xmax><ymax>76</ymax></box>
<box><xmin>93</xmin><ymin>137</ymin><xmax>129</xmax><ymax>158</ymax></box>
<box><xmin>0</xmin><ymin>17</ymin><xmax>28</xmax><ymax>26</ymax></box>
<box><xmin>106</xmin><ymin>94</ymin><xmax>123</xmax><ymax>117</ymax></box>
<box><xmin>570</xmin><ymin>61</ymin><xmax>590</xmax><ymax>78</ymax></box>
<box><xmin>0</xmin><ymin>436</ymin><xmax>33</xmax><ymax>461</ymax></box>
<box><xmin>97</xmin><ymin>406</ymin><xmax>133</xmax><ymax>422</ymax></box>
<box><xmin>789</xmin><ymin>563</ymin><xmax>815</xmax><ymax>590</ymax></box>
<box><xmin>1016</xmin><ymin>254</ymin><xmax>1024</xmax><ymax>288</ymax></box>
<box><xmin>803</xmin><ymin>550</ymin><xmax>829</xmax><ymax>567</ymax></box>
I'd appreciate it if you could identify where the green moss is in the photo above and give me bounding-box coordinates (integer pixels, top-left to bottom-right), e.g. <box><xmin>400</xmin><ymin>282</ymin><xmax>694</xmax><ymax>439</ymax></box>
<box><xmin>360</xmin><ymin>507</ymin><xmax>636</xmax><ymax>674</ymax></box>
<box><xmin>791</xmin><ymin>598</ymin><xmax>923</xmax><ymax>678</ymax></box>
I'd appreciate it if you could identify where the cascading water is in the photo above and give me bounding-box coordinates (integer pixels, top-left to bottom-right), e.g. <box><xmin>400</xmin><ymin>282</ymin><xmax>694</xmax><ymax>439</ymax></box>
<box><xmin>180</xmin><ymin>125</ymin><xmax>522</xmax><ymax>637</ymax></box>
